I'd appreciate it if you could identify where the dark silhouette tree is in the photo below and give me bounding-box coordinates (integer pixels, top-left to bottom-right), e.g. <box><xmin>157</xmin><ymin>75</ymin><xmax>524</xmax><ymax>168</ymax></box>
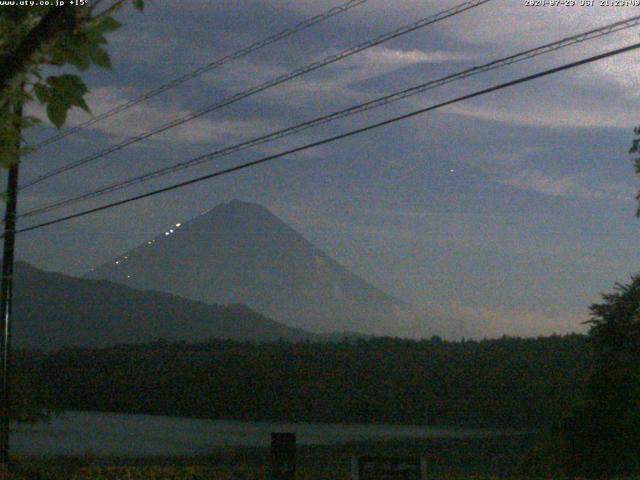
<box><xmin>561</xmin><ymin>278</ymin><xmax>640</xmax><ymax>477</ymax></box>
<box><xmin>0</xmin><ymin>0</ymin><xmax>145</xmax><ymax>427</ymax></box>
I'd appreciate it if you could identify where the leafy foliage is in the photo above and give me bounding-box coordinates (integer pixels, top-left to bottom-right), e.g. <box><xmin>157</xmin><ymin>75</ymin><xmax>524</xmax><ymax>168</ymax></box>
<box><xmin>559</xmin><ymin>277</ymin><xmax>640</xmax><ymax>477</ymax></box>
<box><xmin>0</xmin><ymin>0</ymin><xmax>145</xmax><ymax>422</ymax></box>
<box><xmin>10</xmin><ymin>461</ymin><xmax>267</xmax><ymax>480</ymax></box>
<box><xmin>17</xmin><ymin>334</ymin><xmax>589</xmax><ymax>429</ymax></box>
<box><xmin>0</xmin><ymin>1</ymin><xmax>144</xmax><ymax>166</ymax></box>
<box><xmin>7</xmin><ymin>436</ymin><xmax>537</xmax><ymax>479</ymax></box>
<box><xmin>11</xmin><ymin>356</ymin><xmax>58</xmax><ymax>423</ymax></box>
<box><xmin>630</xmin><ymin>125</ymin><xmax>640</xmax><ymax>215</ymax></box>
<box><xmin>34</xmin><ymin>74</ymin><xmax>90</xmax><ymax>128</ymax></box>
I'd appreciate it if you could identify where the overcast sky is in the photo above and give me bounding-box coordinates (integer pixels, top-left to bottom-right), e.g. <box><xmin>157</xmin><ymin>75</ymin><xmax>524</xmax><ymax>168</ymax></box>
<box><xmin>15</xmin><ymin>0</ymin><xmax>640</xmax><ymax>338</ymax></box>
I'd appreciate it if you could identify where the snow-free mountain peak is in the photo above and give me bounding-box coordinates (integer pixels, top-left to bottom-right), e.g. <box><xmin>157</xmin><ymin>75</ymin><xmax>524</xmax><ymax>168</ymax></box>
<box><xmin>86</xmin><ymin>200</ymin><xmax>414</xmax><ymax>335</ymax></box>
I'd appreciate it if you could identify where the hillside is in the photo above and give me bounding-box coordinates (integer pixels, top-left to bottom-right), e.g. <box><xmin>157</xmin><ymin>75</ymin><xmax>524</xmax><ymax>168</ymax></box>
<box><xmin>13</xmin><ymin>261</ymin><xmax>313</xmax><ymax>350</ymax></box>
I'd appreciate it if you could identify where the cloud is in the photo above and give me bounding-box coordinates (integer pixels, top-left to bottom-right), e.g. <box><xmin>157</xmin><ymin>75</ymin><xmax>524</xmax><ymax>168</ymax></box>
<box><xmin>205</xmin><ymin>45</ymin><xmax>464</xmax><ymax>110</ymax></box>
<box><xmin>27</xmin><ymin>86</ymin><xmax>283</xmax><ymax>146</ymax></box>
<box><xmin>443</xmin><ymin>88</ymin><xmax>640</xmax><ymax>129</ymax></box>
<box><xmin>574</xmin><ymin>52</ymin><xmax>640</xmax><ymax>97</ymax></box>
<box><xmin>105</xmin><ymin>2</ymin><xmax>640</xmax><ymax>136</ymax></box>
<box><xmin>350</xmin><ymin>296</ymin><xmax>589</xmax><ymax>339</ymax></box>
<box><xmin>337</xmin><ymin>46</ymin><xmax>473</xmax><ymax>71</ymax></box>
<box><xmin>436</xmin><ymin>1</ymin><xmax>634</xmax><ymax>50</ymax></box>
<box><xmin>37</xmin><ymin>44</ymin><xmax>455</xmax><ymax>151</ymax></box>
<box><xmin>499</xmin><ymin>169</ymin><xmax>634</xmax><ymax>202</ymax></box>
<box><xmin>418</xmin><ymin>300</ymin><xmax>588</xmax><ymax>339</ymax></box>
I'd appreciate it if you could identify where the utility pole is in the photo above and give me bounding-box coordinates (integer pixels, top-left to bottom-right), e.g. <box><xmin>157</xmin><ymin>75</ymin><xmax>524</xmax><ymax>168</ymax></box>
<box><xmin>0</xmin><ymin>97</ymin><xmax>23</xmax><ymax>479</ymax></box>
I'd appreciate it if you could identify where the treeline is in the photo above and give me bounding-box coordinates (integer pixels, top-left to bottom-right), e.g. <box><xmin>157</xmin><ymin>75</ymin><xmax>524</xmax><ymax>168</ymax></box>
<box><xmin>16</xmin><ymin>334</ymin><xmax>589</xmax><ymax>428</ymax></box>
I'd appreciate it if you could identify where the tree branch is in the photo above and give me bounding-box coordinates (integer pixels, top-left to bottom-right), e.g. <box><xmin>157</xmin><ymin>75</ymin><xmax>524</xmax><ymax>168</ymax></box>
<box><xmin>89</xmin><ymin>0</ymin><xmax>107</xmax><ymax>13</ymax></box>
<box><xmin>0</xmin><ymin>7</ymin><xmax>77</xmax><ymax>96</ymax></box>
<box><xmin>91</xmin><ymin>0</ymin><xmax>128</xmax><ymax>22</ymax></box>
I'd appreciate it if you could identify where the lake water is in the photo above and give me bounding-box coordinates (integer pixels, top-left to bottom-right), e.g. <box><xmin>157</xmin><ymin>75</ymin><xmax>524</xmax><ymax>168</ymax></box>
<box><xmin>13</xmin><ymin>411</ymin><xmax>515</xmax><ymax>457</ymax></box>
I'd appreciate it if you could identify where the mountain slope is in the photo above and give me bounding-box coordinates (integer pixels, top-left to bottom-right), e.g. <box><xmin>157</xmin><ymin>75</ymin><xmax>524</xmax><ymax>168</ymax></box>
<box><xmin>86</xmin><ymin>200</ymin><xmax>412</xmax><ymax>335</ymax></box>
<box><xmin>13</xmin><ymin>261</ymin><xmax>313</xmax><ymax>350</ymax></box>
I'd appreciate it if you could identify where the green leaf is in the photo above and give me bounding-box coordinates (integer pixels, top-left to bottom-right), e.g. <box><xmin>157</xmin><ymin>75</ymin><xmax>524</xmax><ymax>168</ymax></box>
<box><xmin>47</xmin><ymin>75</ymin><xmax>88</xmax><ymax>98</ymax></box>
<box><xmin>64</xmin><ymin>49</ymin><xmax>91</xmax><ymax>71</ymax></box>
<box><xmin>14</xmin><ymin>114</ymin><xmax>41</xmax><ymax>130</ymax></box>
<box><xmin>75</xmin><ymin>96</ymin><xmax>90</xmax><ymax>113</ymax></box>
<box><xmin>33</xmin><ymin>83</ymin><xmax>50</xmax><ymax>103</ymax></box>
<box><xmin>90</xmin><ymin>46</ymin><xmax>112</xmax><ymax>69</ymax></box>
<box><xmin>52</xmin><ymin>37</ymin><xmax>92</xmax><ymax>71</ymax></box>
<box><xmin>41</xmin><ymin>75</ymin><xmax>91</xmax><ymax>124</ymax></box>
<box><xmin>95</xmin><ymin>17</ymin><xmax>122</xmax><ymax>34</ymax></box>
<box><xmin>84</xmin><ymin>28</ymin><xmax>107</xmax><ymax>46</ymax></box>
<box><xmin>133</xmin><ymin>0</ymin><xmax>145</xmax><ymax>11</ymax></box>
<box><xmin>46</xmin><ymin>100</ymin><xmax>67</xmax><ymax>129</ymax></box>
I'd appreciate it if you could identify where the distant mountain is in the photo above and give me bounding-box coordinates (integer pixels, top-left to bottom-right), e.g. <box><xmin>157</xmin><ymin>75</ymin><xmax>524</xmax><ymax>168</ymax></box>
<box><xmin>86</xmin><ymin>200</ymin><xmax>416</xmax><ymax>336</ymax></box>
<box><xmin>13</xmin><ymin>261</ymin><xmax>313</xmax><ymax>350</ymax></box>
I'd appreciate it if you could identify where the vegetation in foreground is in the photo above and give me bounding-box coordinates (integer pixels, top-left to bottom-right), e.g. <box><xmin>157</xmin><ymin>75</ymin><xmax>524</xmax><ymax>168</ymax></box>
<box><xmin>8</xmin><ymin>435</ymin><xmax>536</xmax><ymax>479</ymax></box>
<box><xmin>556</xmin><ymin>277</ymin><xmax>640</xmax><ymax>478</ymax></box>
<box><xmin>11</xmin><ymin>261</ymin><xmax>640</xmax><ymax>478</ymax></box>
<box><xmin>7</xmin><ymin>468</ymin><xmax>547</xmax><ymax>480</ymax></box>
<box><xmin>16</xmin><ymin>334</ymin><xmax>587</xmax><ymax>429</ymax></box>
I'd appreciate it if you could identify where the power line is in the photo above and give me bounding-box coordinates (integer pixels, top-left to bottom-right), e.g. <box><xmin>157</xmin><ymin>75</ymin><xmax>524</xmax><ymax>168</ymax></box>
<box><xmin>31</xmin><ymin>0</ymin><xmax>371</xmax><ymax>150</ymax></box>
<box><xmin>20</xmin><ymin>0</ymin><xmax>492</xmax><ymax>190</ymax></box>
<box><xmin>14</xmin><ymin>40</ymin><xmax>640</xmax><ymax>236</ymax></box>
<box><xmin>18</xmin><ymin>13</ymin><xmax>640</xmax><ymax>220</ymax></box>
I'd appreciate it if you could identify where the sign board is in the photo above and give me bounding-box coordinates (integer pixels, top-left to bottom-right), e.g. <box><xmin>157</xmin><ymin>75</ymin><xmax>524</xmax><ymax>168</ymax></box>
<box><xmin>270</xmin><ymin>432</ymin><xmax>296</xmax><ymax>480</ymax></box>
<box><xmin>352</xmin><ymin>456</ymin><xmax>426</xmax><ymax>480</ymax></box>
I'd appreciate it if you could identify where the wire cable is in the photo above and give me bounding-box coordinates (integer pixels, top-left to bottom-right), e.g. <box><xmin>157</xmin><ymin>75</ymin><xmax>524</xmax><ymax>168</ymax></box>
<box><xmin>20</xmin><ymin>0</ymin><xmax>492</xmax><ymax>190</ymax></box>
<box><xmin>18</xmin><ymin>13</ymin><xmax>640</xmax><ymax>220</ymax></box>
<box><xmin>31</xmin><ymin>0</ymin><xmax>371</xmax><ymax>150</ymax></box>
<box><xmin>13</xmin><ymin>40</ymin><xmax>640</xmax><ymax>236</ymax></box>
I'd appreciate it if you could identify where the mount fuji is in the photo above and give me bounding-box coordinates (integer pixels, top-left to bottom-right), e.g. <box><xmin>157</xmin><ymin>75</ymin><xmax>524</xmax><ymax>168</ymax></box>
<box><xmin>86</xmin><ymin>200</ymin><xmax>419</xmax><ymax>336</ymax></box>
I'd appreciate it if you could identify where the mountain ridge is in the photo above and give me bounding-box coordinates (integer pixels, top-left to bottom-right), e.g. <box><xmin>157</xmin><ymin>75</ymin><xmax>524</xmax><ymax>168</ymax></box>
<box><xmin>13</xmin><ymin>261</ymin><xmax>314</xmax><ymax>350</ymax></box>
<box><xmin>85</xmin><ymin>200</ymin><xmax>415</xmax><ymax>335</ymax></box>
